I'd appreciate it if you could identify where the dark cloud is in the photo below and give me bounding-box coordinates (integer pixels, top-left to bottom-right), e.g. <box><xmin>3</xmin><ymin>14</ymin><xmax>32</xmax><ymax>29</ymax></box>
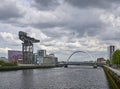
<box><xmin>33</xmin><ymin>0</ymin><xmax>60</xmax><ymax>10</ymax></box>
<box><xmin>0</xmin><ymin>1</ymin><xmax>22</xmax><ymax>20</ymax></box>
<box><xmin>65</xmin><ymin>0</ymin><xmax>120</xmax><ymax>9</ymax></box>
<box><xmin>32</xmin><ymin>14</ymin><xmax>104</xmax><ymax>39</ymax></box>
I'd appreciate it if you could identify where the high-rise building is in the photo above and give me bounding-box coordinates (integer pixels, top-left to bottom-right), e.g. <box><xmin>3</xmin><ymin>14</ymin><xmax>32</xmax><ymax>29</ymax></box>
<box><xmin>108</xmin><ymin>45</ymin><xmax>115</xmax><ymax>62</ymax></box>
<box><xmin>37</xmin><ymin>50</ymin><xmax>46</xmax><ymax>64</ymax></box>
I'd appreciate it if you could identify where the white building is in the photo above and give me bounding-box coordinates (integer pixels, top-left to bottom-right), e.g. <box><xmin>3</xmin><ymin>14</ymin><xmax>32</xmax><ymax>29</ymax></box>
<box><xmin>43</xmin><ymin>54</ymin><xmax>58</xmax><ymax>65</ymax></box>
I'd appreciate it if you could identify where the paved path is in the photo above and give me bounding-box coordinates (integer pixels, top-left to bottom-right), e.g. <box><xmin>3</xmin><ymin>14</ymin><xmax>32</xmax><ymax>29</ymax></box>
<box><xmin>105</xmin><ymin>65</ymin><xmax>120</xmax><ymax>76</ymax></box>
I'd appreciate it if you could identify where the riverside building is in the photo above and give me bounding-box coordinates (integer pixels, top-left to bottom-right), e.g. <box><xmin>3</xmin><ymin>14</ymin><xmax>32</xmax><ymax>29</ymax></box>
<box><xmin>37</xmin><ymin>50</ymin><xmax>46</xmax><ymax>64</ymax></box>
<box><xmin>108</xmin><ymin>45</ymin><xmax>115</xmax><ymax>62</ymax></box>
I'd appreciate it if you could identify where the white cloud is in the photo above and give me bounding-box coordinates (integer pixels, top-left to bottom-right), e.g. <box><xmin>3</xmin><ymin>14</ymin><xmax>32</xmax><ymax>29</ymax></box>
<box><xmin>0</xmin><ymin>47</ymin><xmax>11</xmax><ymax>53</ymax></box>
<box><xmin>0</xmin><ymin>32</ymin><xmax>21</xmax><ymax>45</ymax></box>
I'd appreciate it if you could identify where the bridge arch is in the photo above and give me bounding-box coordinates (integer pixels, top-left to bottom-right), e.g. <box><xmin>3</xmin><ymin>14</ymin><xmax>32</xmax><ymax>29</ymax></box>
<box><xmin>67</xmin><ymin>51</ymin><xmax>93</xmax><ymax>62</ymax></box>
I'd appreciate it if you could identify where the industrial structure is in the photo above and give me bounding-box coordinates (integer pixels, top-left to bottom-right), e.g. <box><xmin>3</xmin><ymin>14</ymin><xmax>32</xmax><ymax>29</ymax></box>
<box><xmin>19</xmin><ymin>31</ymin><xmax>40</xmax><ymax>64</ymax></box>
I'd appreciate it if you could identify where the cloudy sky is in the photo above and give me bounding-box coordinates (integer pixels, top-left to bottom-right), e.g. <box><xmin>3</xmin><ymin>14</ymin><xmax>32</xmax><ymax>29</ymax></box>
<box><xmin>0</xmin><ymin>0</ymin><xmax>120</xmax><ymax>61</ymax></box>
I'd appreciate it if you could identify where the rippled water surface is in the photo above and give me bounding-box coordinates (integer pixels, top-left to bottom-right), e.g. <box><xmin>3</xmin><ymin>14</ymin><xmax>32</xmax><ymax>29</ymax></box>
<box><xmin>0</xmin><ymin>66</ymin><xmax>110</xmax><ymax>89</ymax></box>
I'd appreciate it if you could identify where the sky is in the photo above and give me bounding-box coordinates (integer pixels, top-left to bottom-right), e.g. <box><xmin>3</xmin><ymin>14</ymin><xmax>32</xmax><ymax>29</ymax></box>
<box><xmin>0</xmin><ymin>0</ymin><xmax>120</xmax><ymax>61</ymax></box>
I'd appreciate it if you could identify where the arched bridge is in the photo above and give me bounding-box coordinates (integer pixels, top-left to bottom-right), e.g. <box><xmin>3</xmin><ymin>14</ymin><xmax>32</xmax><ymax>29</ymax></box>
<box><xmin>67</xmin><ymin>51</ymin><xmax>93</xmax><ymax>62</ymax></box>
<box><xmin>64</xmin><ymin>51</ymin><xmax>98</xmax><ymax>67</ymax></box>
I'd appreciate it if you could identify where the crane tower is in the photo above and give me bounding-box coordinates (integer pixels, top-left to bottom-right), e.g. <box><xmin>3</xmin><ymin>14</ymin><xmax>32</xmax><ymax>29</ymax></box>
<box><xmin>19</xmin><ymin>31</ymin><xmax>40</xmax><ymax>64</ymax></box>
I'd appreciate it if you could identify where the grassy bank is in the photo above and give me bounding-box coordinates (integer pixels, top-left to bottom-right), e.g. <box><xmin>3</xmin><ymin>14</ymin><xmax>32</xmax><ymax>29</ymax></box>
<box><xmin>0</xmin><ymin>65</ymin><xmax>56</xmax><ymax>71</ymax></box>
<box><xmin>0</xmin><ymin>60</ymin><xmax>57</xmax><ymax>71</ymax></box>
<box><xmin>103</xmin><ymin>66</ymin><xmax>119</xmax><ymax>89</ymax></box>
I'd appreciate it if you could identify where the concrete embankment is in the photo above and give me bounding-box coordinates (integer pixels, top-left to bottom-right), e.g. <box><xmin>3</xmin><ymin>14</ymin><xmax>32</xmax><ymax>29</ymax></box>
<box><xmin>0</xmin><ymin>65</ymin><xmax>56</xmax><ymax>71</ymax></box>
<box><xmin>103</xmin><ymin>66</ymin><xmax>120</xmax><ymax>89</ymax></box>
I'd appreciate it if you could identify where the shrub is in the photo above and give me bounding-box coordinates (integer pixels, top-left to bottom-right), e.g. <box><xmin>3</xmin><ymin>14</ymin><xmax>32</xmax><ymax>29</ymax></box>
<box><xmin>0</xmin><ymin>60</ymin><xmax>17</xmax><ymax>66</ymax></box>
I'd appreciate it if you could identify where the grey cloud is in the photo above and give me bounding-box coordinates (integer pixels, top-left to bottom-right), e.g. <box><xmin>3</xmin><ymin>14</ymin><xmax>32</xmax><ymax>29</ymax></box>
<box><xmin>67</xmin><ymin>21</ymin><xmax>104</xmax><ymax>37</ymax></box>
<box><xmin>32</xmin><ymin>22</ymin><xmax>66</xmax><ymax>29</ymax></box>
<box><xmin>98</xmin><ymin>30</ymin><xmax>120</xmax><ymax>41</ymax></box>
<box><xmin>0</xmin><ymin>1</ymin><xmax>22</xmax><ymax>20</ymax></box>
<box><xmin>33</xmin><ymin>0</ymin><xmax>60</xmax><ymax>10</ymax></box>
<box><xmin>33</xmin><ymin>17</ymin><xmax>104</xmax><ymax>39</ymax></box>
<box><xmin>65</xmin><ymin>0</ymin><xmax>120</xmax><ymax>9</ymax></box>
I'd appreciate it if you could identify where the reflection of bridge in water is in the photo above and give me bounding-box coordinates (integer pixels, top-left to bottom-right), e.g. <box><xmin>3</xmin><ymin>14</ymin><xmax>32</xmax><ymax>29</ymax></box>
<box><xmin>64</xmin><ymin>51</ymin><xmax>99</xmax><ymax>68</ymax></box>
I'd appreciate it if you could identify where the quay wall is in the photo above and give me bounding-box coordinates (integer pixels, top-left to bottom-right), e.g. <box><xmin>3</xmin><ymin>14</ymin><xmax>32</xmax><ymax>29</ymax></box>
<box><xmin>0</xmin><ymin>65</ymin><xmax>56</xmax><ymax>71</ymax></box>
<box><xmin>103</xmin><ymin>66</ymin><xmax>120</xmax><ymax>89</ymax></box>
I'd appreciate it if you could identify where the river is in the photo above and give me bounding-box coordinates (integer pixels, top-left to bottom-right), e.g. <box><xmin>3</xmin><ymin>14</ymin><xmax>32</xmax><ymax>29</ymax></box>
<box><xmin>0</xmin><ymin>66</ymin><xmax>110</xmax><ymax>89</ymax></box>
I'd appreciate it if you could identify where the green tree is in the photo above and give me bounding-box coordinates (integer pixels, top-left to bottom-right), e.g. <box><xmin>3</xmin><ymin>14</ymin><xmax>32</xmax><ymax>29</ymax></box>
<box><xmin>106</xmin><ymin>59</ymin><xmax>110</xmax><ymax>66</ymax></box>
<box><xmin>112</xmin><ymin>49</ymin><xmax>120</xmax><ymax>65</ymax></box>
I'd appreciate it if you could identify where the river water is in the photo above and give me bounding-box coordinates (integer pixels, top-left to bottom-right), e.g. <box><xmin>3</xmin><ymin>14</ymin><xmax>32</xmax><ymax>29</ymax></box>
<box><xmin>0</xmin><ymin>66</ymin><xmax>110</xmax><ymax>89</ymax></box>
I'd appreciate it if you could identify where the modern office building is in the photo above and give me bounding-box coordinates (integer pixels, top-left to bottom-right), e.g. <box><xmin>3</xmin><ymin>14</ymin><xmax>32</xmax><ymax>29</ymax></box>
<box><xmin>37</xmin><ymin>50</ymin><xmax>46</xmax><ymax>64</ymax></box>
<box><xmin>108</xmin><ymin>45</ymin><xmax>115</xmax><ymax>62</ymax></box>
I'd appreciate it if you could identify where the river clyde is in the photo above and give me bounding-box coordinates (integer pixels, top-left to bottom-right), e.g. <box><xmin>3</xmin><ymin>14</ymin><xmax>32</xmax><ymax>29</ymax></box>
<box><xmin>0</xmin><ymin>66</ymin><xmax>110</xmax><ymax>89</ymax></box>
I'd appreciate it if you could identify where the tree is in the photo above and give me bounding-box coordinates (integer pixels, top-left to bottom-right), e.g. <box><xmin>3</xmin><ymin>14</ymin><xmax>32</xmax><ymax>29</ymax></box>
<box><xmin>106</xmin><ymin>59</ymin><xmax>110</xmax><ymax>66</ymax></box>
<box><xmin>112</xmin><ymin>49</ymin><xmax>120</xmax><ymax>65</ymax></box>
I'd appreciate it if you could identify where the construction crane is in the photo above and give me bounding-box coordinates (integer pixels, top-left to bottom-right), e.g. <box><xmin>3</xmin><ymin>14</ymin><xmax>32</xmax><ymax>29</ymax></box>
<box><xmin>19</xmin><ymin>31</ymin><xmax>40</xmax><ymax>64</ymax></box>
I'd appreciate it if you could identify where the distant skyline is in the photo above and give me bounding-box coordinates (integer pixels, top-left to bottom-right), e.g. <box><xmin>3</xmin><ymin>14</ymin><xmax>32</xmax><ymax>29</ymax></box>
<box><xmin>0</xmin><ymin>0</ymin><xmax>120</xmax><ymax>61</ymax></box>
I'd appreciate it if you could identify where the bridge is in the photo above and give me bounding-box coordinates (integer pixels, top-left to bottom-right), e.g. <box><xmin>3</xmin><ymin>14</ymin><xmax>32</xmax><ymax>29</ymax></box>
<box><xmin>63</xmin><ymin>51</ymin><xmax>99</xmax><ymax>68</ymax></box>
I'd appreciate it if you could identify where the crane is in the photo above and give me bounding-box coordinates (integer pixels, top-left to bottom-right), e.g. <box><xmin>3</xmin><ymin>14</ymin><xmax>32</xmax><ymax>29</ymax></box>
<box><xmin>19</xmin><ymin>31</ymin><xmax>40</xmax><ymax>64</ymax></box>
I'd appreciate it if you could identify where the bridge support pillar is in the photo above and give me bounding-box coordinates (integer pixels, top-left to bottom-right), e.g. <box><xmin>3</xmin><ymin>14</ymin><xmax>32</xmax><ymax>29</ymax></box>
<box><xmin>64</xmin><ymin>64</ymin><xmax>68</xmax><ymax>68</ymax></box>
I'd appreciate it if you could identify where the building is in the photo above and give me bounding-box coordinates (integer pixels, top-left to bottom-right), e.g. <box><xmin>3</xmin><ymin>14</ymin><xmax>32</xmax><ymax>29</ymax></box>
<box><xmin>33</xmin><ymin>53</ymin><xmax>38</xmax><ymax>64</ymax></box>
<box><xmin>37</xmin><ymin>50</ymin><xmax>46</xmax><ymax>64</ymax></box>
<box><xmin>108</xmin><ymin>45</ymin><xmax>115</xmax><ymax>62</ymax></box>
<box><xmin>43</xmin><ymin>54</ymin><xmax>58</xmax><ymax>65</ymax></box>
<box><xmin>8</xmin><ymin>50</ymin><xmax>22</xmax><ymax>63</ymax></box>
<box><xmin>97</xmin><ymin>58</ymin><xmax>106</xmax><ymax>64</ymax></box>
<box><xmin>33</xmin><ymin>49</ymin><xmax>58</xmax><ymax>65</ymax></box>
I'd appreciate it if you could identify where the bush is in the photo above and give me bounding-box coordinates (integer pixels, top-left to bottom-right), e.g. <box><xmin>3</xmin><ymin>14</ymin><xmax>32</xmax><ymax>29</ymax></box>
<box><xmin>106</xmin><ymin>60</ymin><xmax>110</xmax><ymax>66</ymax></box>
<box><xmin>0</xmin><ymin>60</ymin><xmax>17</xmax><ymax>66</ymax></box>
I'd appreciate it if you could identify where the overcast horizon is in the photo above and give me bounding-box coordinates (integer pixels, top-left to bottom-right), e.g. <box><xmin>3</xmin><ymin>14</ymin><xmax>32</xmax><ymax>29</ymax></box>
<box><xmin>0</xmin><ymin>0</ymin><xmax>120</xmax><ymax>61</ymax></box>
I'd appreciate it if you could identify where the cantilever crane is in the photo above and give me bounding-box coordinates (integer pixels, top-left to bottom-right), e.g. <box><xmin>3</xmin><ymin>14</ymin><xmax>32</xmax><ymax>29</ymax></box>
<box><xmin>19</xmin><ymin>31</ymin><xmax>40</xmax><ymax>64</ymax></box>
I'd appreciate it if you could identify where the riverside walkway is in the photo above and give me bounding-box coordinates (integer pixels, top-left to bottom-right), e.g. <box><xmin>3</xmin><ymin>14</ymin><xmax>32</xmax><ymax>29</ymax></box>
<box><xmin>105</xmin><ymin>66</ymin><xmax>120</xmax><ymax>76</ymax></box>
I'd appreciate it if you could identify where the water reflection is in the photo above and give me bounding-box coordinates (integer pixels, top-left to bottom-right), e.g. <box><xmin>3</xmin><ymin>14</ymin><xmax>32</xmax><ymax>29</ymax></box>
<box><xmin>21</xmin><ymin>70</ymin><xmax>34</xmax><ymax>88</ymax></box>
<box><xmin>0</xmin><ymin>66</ymin><xmax>110</xmax><ymax>89</ymax></box>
